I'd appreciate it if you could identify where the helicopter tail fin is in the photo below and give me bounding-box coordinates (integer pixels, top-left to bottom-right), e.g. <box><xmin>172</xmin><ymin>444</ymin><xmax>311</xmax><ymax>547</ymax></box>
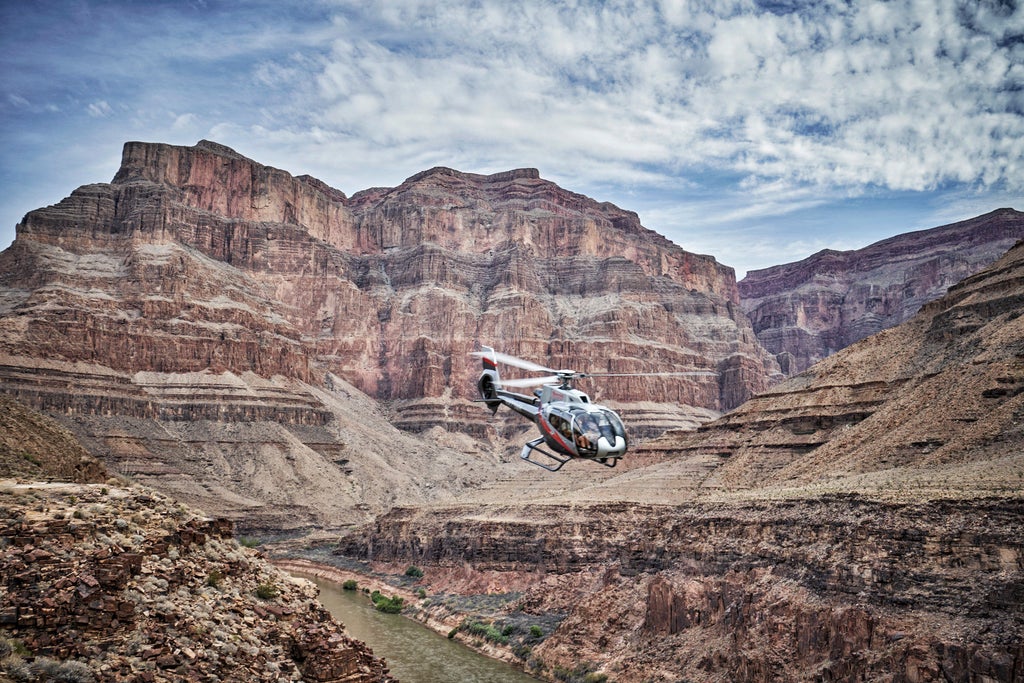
<box><xmin>477</xmin><ymin>346</ymin><xmax>502</xmax><ymax>414</ymax></box>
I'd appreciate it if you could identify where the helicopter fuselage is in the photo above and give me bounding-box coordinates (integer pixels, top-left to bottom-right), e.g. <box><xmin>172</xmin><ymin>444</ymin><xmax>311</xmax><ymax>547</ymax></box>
<box><xmin>478</xmin><ymin>363</ymin><xmax>628</xmax><ymax>469</ymax></box>
<box><xmin>473</xmin><ymin>344</ymin><xmax>715</xmax><ymax>472</ymax></box>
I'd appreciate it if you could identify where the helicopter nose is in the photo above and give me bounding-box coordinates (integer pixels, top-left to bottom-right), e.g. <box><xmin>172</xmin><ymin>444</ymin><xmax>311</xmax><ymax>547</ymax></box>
<box><xmin>597</xmin><ymin>436</ymin><xmax>626</xmax><ymax>458</ymax></box>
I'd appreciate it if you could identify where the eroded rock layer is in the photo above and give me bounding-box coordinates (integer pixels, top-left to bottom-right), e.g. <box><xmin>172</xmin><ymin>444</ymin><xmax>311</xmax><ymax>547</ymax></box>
<box><xmin>739</xmin><ymin>208</ymin><xmax>1024</xmax><ymax>375</ymax></box>
<box><xmin>0</xmin><ymin>139</ymin><xmax>782</xmax><ymax>526</ymax></box>
<box><xmin>338</xmin><ymin>498</ymin><xmax>1023</xmax><ymax>682</ymax></box>
<box><xmin>653</xmin><ymin>237</ymin><xmax>1024</xmax><ymax>499</ymax></box>
<box><xmin>330</xmin><ymin>240</ymin><xmax>1024</xmax><ymax>681</ymax></box>
<box><xmin>6</xmin><ymin>139</ymin><xmax>775</xmax><ymax>412</ymax></box>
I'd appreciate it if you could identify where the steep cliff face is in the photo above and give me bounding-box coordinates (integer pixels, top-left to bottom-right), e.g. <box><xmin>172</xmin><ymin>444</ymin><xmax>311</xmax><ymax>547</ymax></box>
<box><xmin>339</xmin><ymin>498</ymin><xmax>1023</xmax><ymax>683</ymax></box>
<box><xmin>0</xmin><ymin>139</ymin><xmax>780</xmax><ymax>529</ymax></box>
<box><xmin>739</xmin><ymin>208</ymin><xmax>1024</xmax><ymax>374</ymax></box>
<box><xmin>331</xmin><ymin>241</ymin><xmax>1024</xmax><ymax>682</ymax></box>
<box><xmin>6</xmin><ymin>139</ymin><xmax>776</xmax><ymax>411</ymax></box>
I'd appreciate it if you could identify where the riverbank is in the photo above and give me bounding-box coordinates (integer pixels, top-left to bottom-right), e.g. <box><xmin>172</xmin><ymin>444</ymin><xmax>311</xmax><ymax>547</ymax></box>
<box><xmin>272</xmin><ymin>558</ymin><xmax>548</xmax><ymax>679</ymax></box>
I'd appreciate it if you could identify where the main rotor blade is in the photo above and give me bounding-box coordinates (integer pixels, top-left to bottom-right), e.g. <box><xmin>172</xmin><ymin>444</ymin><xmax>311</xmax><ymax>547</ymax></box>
<box><xmin>470</xmin><ymin>350</ymin><xmax>557</xmax><ymax>374</ymax></box>
<box><xmin>498</xmin><ymin>375</ymin><xmax>561</xmax><ymax>388</ymax></box>
<box><xmin>580</xmin><ymin>371</ymin><xmax>720</xmax><ymax>378</ymax></box>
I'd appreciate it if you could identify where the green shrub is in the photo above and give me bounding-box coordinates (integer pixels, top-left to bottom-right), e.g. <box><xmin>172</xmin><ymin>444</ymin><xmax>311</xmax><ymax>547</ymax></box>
<box><xmin>255</xmin><ymin>582</ymin><xmax>279</xmax><ymax>600</ymax></box>
<box><xmin>31</xmin><ymin>658</ymin><xmax>94</xmax><ymax>683</ymax></box>
<box><xmin>404</xmin><ymin>565</ymin><xmax>424</xmax><ymax>578</ymax></box>
<box><xmin>342</xmin><ymin>579</ymin><xmax>358</xmax><ymax>590</ymax></box>
<box><xmin>552</xmin><ymin>662</ymin><xmax>608</xmax><ymax>683</ymax></box>
<box><xmin>513</xmin><ymin>644</ymin><xmax>532</xmax><ymax>659</ymax></box>
<box><xmin>416</xmin><ymin>587</ymin><xmax>427</xmax><ymax>598</ymax></box>
<box><xmin>206</xmin><ymin>570</ymin><xmax>224</xmax><ymax>588</ymax></box>
<box><xmin>529</xmin><ymin>624</ymin><xmax>544</xmax><ymax>638</ymax></box>
<box><xmin>370</xmin><ymin>590</ymin><xmax>404</xmax><ymax>614</ymax></box>
<box><xmin>238</xmin><ymin>536</ymin><xmax>261</xmax><ymax>548</ymax></box>
<box><xmin>465</xmin><ymin>620</ymin><xmax>509</xmax><ymax>644</ymax></box>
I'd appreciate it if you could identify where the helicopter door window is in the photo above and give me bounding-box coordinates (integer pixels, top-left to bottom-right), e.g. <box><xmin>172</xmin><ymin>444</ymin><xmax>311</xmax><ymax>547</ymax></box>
<box><xmin>546</xmin><ymin>408</ymin><xmax>573</xmax><ymax>440</ymax></box>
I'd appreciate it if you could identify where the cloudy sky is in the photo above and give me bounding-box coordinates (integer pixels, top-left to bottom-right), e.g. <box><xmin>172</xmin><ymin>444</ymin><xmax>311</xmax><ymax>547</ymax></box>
<box><xmin>1</xmin><ymin>0</ymin><xmax>1021</xmax><ymax>277</ymax></box>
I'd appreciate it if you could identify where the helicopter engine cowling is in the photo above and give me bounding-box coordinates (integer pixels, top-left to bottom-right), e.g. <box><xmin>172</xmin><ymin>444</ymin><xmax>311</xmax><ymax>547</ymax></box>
<box><xmin>477</xmin><ymin>370</ymin><xmax>502</xmax><ymax>414</ymax></box>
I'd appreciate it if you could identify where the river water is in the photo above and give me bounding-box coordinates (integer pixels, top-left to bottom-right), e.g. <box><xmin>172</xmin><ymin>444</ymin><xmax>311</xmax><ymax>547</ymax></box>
<box><xmin>305</xmin><ymin>575</ymin><xmax>539</xmax><ymax>683</ymax></box>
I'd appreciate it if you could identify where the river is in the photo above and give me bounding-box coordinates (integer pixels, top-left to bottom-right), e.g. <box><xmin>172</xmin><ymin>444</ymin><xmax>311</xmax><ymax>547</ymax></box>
<box><xmin>304</xmin><ymin>575</ymin><xmax>540</xmax><ymax>683</ymax></box>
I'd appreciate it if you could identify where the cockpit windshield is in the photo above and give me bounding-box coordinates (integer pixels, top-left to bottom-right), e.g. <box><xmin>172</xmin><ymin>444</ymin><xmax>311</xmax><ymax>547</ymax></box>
<box><xmin>569</xmin><ymin>407</ymin><xmax>626</xmax><ymax>455</ymax></box>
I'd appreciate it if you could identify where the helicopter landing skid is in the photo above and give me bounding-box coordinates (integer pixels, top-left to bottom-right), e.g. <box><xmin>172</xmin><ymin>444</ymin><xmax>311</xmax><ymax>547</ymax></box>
<box><xmin>519</xmin><ymin>437</ymin><xmax>619</xmax><ymax>472</ymax></box>
<box><xmin>520</xmin><ymin>437</ymin><xmax>571</xmax><ymax>472</ymax></box>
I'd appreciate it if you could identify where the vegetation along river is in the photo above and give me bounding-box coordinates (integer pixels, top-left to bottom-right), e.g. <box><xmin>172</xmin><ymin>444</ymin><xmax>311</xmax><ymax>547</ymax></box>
<box><xmin>306</xmin><ymin>575</ymin><xmax>539</xmax><ymax>682</ymax></box>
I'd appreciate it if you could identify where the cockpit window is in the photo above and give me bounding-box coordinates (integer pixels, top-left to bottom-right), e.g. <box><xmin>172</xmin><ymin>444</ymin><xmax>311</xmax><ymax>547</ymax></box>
<box><xmin>604</xmin><ymin>410</ymin><xmax>625</xmax><ymax>439</ymax></box>
<box><xmin>571</xmin><ymin>412</ymin><xmax>600</xmax><ymax>455</ymax></box>
<box><xmin>567</xmin><ymin>407</ymin><xmax>627</xmax><ymax>456</ymax></box>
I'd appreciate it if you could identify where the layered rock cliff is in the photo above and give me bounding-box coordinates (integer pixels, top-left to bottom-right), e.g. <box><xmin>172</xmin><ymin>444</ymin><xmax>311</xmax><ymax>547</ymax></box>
<box><xmin>739</xmin><ymin>208</ymin><xmax>1024</xmax><ymax>374</ymax></box>
<box><xmin>0</xmin><ymin>139</ymin><xmax>779</xmax><ymax>531</ymax></box>
<box><xmin>330</xmin><ymin>240</ymin><xmax>1024</xmax><ymax>682</ymax></box>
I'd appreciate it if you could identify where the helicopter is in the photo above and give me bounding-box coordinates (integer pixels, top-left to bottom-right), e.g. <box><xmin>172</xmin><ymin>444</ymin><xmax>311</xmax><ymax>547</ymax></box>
<box><xmin>472</xmin><ymin>346</ymin><xmax>717</xmax><ymax>472</ymax></box>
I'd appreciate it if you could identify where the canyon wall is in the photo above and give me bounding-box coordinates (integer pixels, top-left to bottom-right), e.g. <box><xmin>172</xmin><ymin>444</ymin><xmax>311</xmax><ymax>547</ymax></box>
<box><xmin>330</xmin><ymin>240</ymin><xmax>1024</xmax><ymax>681</ymax></box>
<box><xmin>340</xmin><ymin>498</ymin><xmax>1023</xmax><ymax>683</ymax></box>
<box><xmin>0</xmin><ymin>139</ymin><xmax>781</xmax><ymax>530</ymax></box>
<box><xmin>739</xmin><ymin>208</ymin><xmax>1024</xmax><ymax>374</ymax></box>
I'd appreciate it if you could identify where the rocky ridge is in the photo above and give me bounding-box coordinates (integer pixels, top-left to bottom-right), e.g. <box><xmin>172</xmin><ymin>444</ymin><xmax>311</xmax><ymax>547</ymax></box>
<box><xmin>0</xmin><ymin>480</ymin><xmax>395</xmax><ymax>683</ymax></box>
<box><xmin>325</xmin><ymin>240</ymin><xmax>1024</xmax><ymax>681</ymax></box>
<box><xmin>647</xmin><ymin>237</ymin><xmax>1024</xmax><ymax>501</ymax></box>
<box><xmin>739</xmin><ymin>208</ymin><xmax>1024</xmax><ymax>375</ymax></box>
<box><xmin>0</xmin><ymin>396</ymin><xmax>107</xmax><ymax>484</ymax></box>
<box><xmin>337</xmin><ymin>497</ymin><xmax>1023</xmax><ymax>682</ymax></box>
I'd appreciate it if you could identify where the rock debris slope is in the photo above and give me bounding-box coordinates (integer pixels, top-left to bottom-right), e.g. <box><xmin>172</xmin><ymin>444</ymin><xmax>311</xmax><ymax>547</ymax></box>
<box><xmin>0</xmin><ymin>398</ymin><xmax>393</xmax><ymax>682</ymax></box>
<box><xmin>334</xmin><ymin>240</ymin><xmax>1024</xmax><ymax>682</ymax></box>
<box><xmin>0</xmin><ymin>481</ymin><xmax>395</xmax><ymax>683</ymax></box>
<box><xmin>0</xmin><ymin>139</ymin><xmax>779</xmax><ymax>531</ymax></box>
<box><xmin>739</xmin><ymin>207</ymin><xmax>1024</xmax><ymax>375</ymax></box>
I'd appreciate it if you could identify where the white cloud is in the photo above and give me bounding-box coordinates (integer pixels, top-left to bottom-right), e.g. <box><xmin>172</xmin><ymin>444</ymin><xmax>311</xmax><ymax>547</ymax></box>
<box><xmin>2</xmin><ymin>0</ymin><xmax>1021</xmax><ymax>267</ymax></box>
<box><xmin>171</xmin><ymin>113</ymin><xmax>197</xmax><ymax>130</ymax></box>
<box><xmin>86</xmin><ymin>100</ymin><xmax>113</xmax><ymax>118</ymax></box>
<box><xmin>272</xmin><ymin>0</ymin><xmax>1022</xmax><ymax>203</ymax></box>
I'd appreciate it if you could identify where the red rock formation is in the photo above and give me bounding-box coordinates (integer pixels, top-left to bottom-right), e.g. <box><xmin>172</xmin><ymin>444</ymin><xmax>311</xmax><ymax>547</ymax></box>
<box><xmin>739</xmin><ymin>208</ymin><xmax>1024</xmax><ymax>374</ymax></box>
<box><xmin>329</xmin><ymin>240</ymin><xmax>1024</xmax><ymax>682</ymax></box>
<box><xmin>0</xmin><ymin>139</ymin><xmax>782</xmax><ymax>530</ymax></box>
<box><xmin>5</xmin><ymin>140</ymin><xmax>777</xmax><ymax>414</ymax></box>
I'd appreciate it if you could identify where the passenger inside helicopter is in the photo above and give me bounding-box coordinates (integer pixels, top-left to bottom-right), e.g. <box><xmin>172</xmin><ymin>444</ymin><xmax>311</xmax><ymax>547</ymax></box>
<box><xmin>572</xmin><ymin>408</ymin><xmax>625</xmax><ymax>455</ymax></box>
<box><xmin>548</xmin><ymin>411</ymin><xmax>574</xmax><ymax>440</ymax></box>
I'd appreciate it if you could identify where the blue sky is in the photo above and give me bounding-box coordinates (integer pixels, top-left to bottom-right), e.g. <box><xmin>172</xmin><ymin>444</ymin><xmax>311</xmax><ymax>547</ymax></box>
<box><xmin>1</xmin><ymin>0</ymin><xmax>1021</xmax><ymax>278</ymax></box>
